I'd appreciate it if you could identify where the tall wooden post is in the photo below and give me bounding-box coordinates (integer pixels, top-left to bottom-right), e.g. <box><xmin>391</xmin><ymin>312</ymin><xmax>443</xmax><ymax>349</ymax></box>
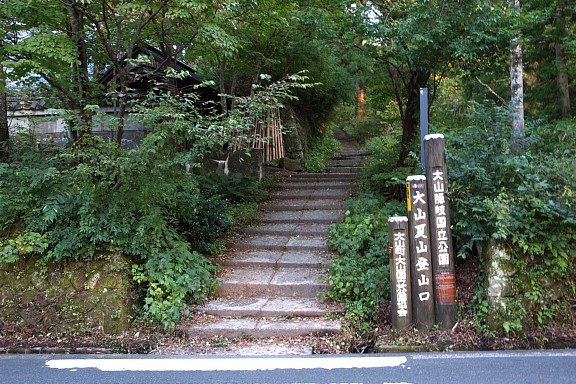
<box><xmin>388</xmin><ymin>217</ymin><xmax>412</xmax><ymax>330</ymax></box>
<box><xmin>424</xmin><ymin>134</ymin><xmax>457</xmax><ymax>329</ymax></box>
<box><xmin>406</xmin><ymin>175</ymin><xmax>435</xmax><ymax>329</ymax></box>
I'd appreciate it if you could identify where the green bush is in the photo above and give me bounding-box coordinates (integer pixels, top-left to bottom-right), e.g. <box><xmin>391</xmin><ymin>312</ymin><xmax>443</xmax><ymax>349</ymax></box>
<box><xmin>196</xmin><ymin>171</ymin><xmax>268</xmax><ymax>204</ymax></box>
<box><xmin>0</xmin><ymin>137</ymin><xmax>223</xmax><ymax>328</ymax></box>
<box><xmin>326</xmin><ymin>195</ymin><xmax>406</xmax><ymax>323</ymax></box>
<box><xmin>360</xmin><ymin>132</ymin><xmax>415</xmax><ymax>199</ymax></box>
<box><xmin>302</xmin><ymin>131</ymin><xmax>342</xmax><ymax>172</ymax></box>
<box><xmin>447</xmin><ymin>102</ymin><xmax>576</xmax><ymax>331</ymax></box>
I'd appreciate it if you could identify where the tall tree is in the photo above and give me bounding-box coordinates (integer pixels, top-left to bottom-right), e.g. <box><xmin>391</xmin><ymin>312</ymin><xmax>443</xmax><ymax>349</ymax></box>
<box><xmin>0</xmin><ymin>40</ymin><xmax>8</xmax><ymax>145</ymax></box>
<box><xmin>523</xmin><ymin>0</ymin><xmax>574</xmax><ymax>118</ymax></box>
<box><xmin>554</xmin><ymin>1</ymin><xmax>571</xmax><ymax>116</ymax></box>
<box><xmin>510</xmin><ymin>0</ymin><xmax>525</xmax><ymax>143</ymax></box>
<box><xmin>364</xmin><ymin>0</ymin><xmax>510</xmax><ymax>165</ymax></box>
<box><xmin>2</xmin><ymin>0</ymin><xmax>97</xmax><ymax>142</ymax></box>
<box><xmin>72</xmin><ymin>0</ymin><xmax>170</xmax><ymax>144</ymax></box>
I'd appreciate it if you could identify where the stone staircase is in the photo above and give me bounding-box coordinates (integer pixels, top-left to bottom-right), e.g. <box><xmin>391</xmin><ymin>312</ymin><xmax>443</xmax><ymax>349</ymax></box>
<box><xmin>181</xmin><ymin>132</ymin><xmax>367</xmax><ymax>340</ymax></box>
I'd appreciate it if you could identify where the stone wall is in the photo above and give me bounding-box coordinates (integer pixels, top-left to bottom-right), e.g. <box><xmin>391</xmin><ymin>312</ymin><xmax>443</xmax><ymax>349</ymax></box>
<box><xmin>0</xmin><ymin>254</ymin><xmax>138</xmax><ymax>336</ymax></box>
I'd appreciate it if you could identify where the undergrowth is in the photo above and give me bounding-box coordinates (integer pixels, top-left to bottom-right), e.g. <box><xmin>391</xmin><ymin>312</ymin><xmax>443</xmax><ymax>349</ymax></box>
<box><xmin>326</xmin><ymin>100</ymin><xmax>575</xmax><ymax>349</ymax></box>
<box><xmin>302</xmin><ymin>130</ymin><xmax>342</xmax><ymax>172</ymax></box>
<box><xmin>447</xmin><ymin>103</ymin><xmax>576</xmax><ymax>334</ymax></box>
<box><xmin>326</xmin><ymin>195</ymin><xmax>406</xmax><ymax>350</ymax></box>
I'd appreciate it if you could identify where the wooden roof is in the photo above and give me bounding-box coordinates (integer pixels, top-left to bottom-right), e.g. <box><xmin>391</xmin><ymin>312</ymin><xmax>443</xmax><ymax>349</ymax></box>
<box><xmin>98</xmin><ymin>44</ymin><xmax>220</xmax><ymax>105</ymax></box>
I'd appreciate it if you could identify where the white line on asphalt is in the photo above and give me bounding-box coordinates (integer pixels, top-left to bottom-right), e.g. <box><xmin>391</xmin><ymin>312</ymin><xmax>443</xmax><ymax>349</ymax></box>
<box><xmin>46</xmin><ymin>356</ymin><xmax>408</xmax><ymax>372</ymax></box>
<box><xmin>410</xmin><ymin>350</ymin><xmax>576</xmax><ymax>360</ymax></box>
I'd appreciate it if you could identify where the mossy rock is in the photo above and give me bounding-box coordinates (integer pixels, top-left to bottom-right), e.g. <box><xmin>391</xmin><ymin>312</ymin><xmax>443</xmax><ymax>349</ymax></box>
<box><xmin>0</xmin><ymin>254</ymin><xmax>139</xmax><ymax>336</ymax></box>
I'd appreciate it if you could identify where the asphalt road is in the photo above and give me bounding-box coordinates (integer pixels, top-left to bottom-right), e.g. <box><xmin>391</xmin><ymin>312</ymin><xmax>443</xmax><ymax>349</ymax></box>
<box><xmin>1</xmin><ymin>350</ymin><xmax>575</xmax><ymax>384</ymax></box>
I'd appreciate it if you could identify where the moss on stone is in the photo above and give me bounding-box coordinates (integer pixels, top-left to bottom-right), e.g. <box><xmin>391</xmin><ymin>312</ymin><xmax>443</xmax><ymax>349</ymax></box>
<box><xmin>0</xmin><ymin>253</ymin><xmax>138</xmax><ymax>336</ymax></box>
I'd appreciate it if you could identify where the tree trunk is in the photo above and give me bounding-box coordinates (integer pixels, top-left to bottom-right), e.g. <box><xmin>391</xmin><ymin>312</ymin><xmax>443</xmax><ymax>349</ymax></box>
<box><xmin>557</xmin><ymin>45</ymin><xmax>570</xmax><ymax>117</ymax></box>
<box><xmin>0</xmin><ymin>65</ymin><xmax>8</xmax><ymax>145</ymax></box>
<box><xmin>555</xmin><ymin>2</ymin><xmax>570</xmax><ymax>117</ymax></box>
<box><xmin>219</xmin><ymin>55</ymin><xmax>228</xmax><ymax>114</ymax></box>
<box><xmin>510</xmin><ymin>0</ymin><xmax>524</xmax><ymax>149</ymax></box>
<box><xmin>66</xmin><ymin>2</ymin><xmax>92</xmax><ymax>141</ymax></box>
<box><xmin>116</xmin><ymin>91</ymin><xmax>127</xmax><ymax>145</ymax></box>
<box><xmin>398</xmin><ymin>70</ymin><xmax>430</xmax><ymax>166</ymax></box>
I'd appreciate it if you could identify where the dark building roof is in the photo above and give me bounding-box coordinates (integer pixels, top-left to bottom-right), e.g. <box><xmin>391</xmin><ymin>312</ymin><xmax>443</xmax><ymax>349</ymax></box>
<box><xmin>7</xmin><ymin>97</ymin><xmax>49</xmax><ymax>111</ymax></box>
<box><xmin>98</xmin><ymin>44</ymin><xmax>220</xmax><ymax>108</ymax></box>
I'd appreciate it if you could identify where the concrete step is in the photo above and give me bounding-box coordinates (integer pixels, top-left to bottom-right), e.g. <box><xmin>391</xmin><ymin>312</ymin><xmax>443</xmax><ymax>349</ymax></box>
<box><xmin>180</xmin><ymin>317</ymin><xmax>341</xmax><ymax>339</ymax></box>
<box><xmin>286</xmin><ymin>173</ymin><xmax>357</xmax><ymax>181</ymax></box>
<box><xmin>220</xmin><ymin>250</ymin><xmax>327</xmax><ymax>269</ymax></box>
<box><xmin>274</xmin><ymin>189</ymin><xmax>352</xmax><ymax>200</ymax></box>
<box><xmin>260</xmin><ymin>200</ymin><xmax>344</xmax><ymax>212</ymax></box>
<box><xmin>216</xmin><ymin>267</ymin><xmax>329</xmax><ymax>298</ymax></box>
<box><xmin>280</xmin><ymin>181</ymin><xmax>355</xmax><ymax>190</ymax></box>
<box><xmin>183</xmin><ymin>130</ymin><xmax>367</xmax><ymax>342</ymax></box>
<box><xmin>326</xmin><ymin>159</ymin><xmax>365</xmax><ymax>167</ymax></box>
<box><xmin>201</xmin><ymin>297</ymin><xmax>344</xmax><ymax>318</ymax></box>
<box><xmin>238</xmin><ymin>223</ymin><xmax>330</xmax><ymax>236</ymax></box>
<box><xmin>233</xmin><ymin>234</ymin><xmax>327</xmax><ymax>252</ymax></box>
<box><xmin>332</xmin><ymin>149</ymin><xmax>370</xmax><ymax>160</ymax></box>
<box><xmin>326</xmin><ymin>166</ymin><xmax>362</xmax><ymax>174</ymax></box>
<box><xmin>259</xmin><ymin>210</ymin><xmax>344</xmax><ymax>224</ymax></box>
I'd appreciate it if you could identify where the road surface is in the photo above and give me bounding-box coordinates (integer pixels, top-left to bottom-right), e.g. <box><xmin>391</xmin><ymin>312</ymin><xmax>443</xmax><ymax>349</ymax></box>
<box><xmin>1</xmin><ymin>350</ymin><xmax>575</xmax><ymax>384</ymax></box>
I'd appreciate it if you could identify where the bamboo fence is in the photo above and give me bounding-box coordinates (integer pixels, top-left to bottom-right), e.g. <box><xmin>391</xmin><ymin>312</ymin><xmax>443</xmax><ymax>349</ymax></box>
<box><xmin>231</xmin><ymin>106</ymin><xmax>285</xmax><ymax>162</ymax></box>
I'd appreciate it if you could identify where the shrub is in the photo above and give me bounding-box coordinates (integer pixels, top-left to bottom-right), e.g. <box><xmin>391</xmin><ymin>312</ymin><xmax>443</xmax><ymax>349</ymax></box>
<box><xmin>0</xmin><ymin>137</ymin><xmax>224</xmax><ymax>327</ymax></box>
<box><xmin>302</xmin><ymin>131</ymin><xmax>342</xmax><ymax>172</ymax></box>
<box><xmin>326</xmin><ymin>195</ymin><xmax>406</xmax><ymax>324</ymax></box>
<box><xmin>447</xmin><ymin>101</ymin><xmax>576</xmax><ymax>331</ymax></box>
<box><xmin>360</xmin><ymin>131</ymin><xmax>416</xmax><ymax>200</ymax></box>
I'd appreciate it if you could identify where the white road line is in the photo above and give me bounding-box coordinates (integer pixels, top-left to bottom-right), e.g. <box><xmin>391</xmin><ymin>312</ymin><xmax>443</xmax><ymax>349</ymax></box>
<box><xmin>411</xmin><ymin>350</ymin><xmax>576</xmax><ymax>360</ymax></box>
<box><xmin>46</xmin><ymin>356</ymin><xmax>408</xmax><ymax>372</ymax></box>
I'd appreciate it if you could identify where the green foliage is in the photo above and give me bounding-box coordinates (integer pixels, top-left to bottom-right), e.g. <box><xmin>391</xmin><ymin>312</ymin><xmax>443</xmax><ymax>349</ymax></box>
<box><xmin>326</xmin><ymin>195</ymin><xmax>406</xmax><ymax>324</ymax></box>
<box><xmin>361</xmin><ymin>132</ymin><xmax>415</xmax><ymax>200</ymax></box>
<box><xmin>0</xmin><ymin>72</ymin><xmax>308</xmax><ymax>328</ymax></box>
<box><xmin>0</xmin><ymin>232</ymin><xmax>48</xmax><ymax>263</ymax></box>
<box><xmin>447</xmin><ymin>101</ymin><xmax>576</xmax><ymax>331</ymax></box>
<box><xmin>196</xmin><ymin>171</ymin><xmax>267</xmax><ymax>204</ymax></box>
<box><xmin>0</xmin><ymin>136</ymin><xmax>223</xmax><ymax>328</ymax></box>
<box><xmin>173</xmin><ymin>194</ymin><xmax>231</xmax><ymax>256</ymax></box>
<box><xmin>448</xmin><ymin>102</ymin><xmax>576</xmax><ymax>261</ymax></box>
<box><xmin>302</xmin><ymin>132</ymin><xmax>341</xmax><ymax>173</ymax></box>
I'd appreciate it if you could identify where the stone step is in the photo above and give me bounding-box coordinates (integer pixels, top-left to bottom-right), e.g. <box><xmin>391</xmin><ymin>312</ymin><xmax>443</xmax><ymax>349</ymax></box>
<box><xmin>280</xmin><ymin>181</ymin><xmax>355</xmax><ymax>190</ymax></box>
<box><xmin>238</xmin><ymin>223</ymin><xmax>330</xmax><ymax>236</ymax></box>
<box><xmin>184</xmin><ymin>131</ymin><xmax>366</xmax><ymax>342</ymax></box>
<box><xmin>216</xmin><ymin>267</ymin><xmax>328</xmax><ymax>298</ymax></box>
<box><xmin>332</xmin><ymin>149</ymin><xmax>370</xmax><ymax>160</ymax></box>
<box><xmin>260</xmin><ymin>200</ymin><xmax>343</xmax><ymax>212</ymax></box>
<box><xmin>220</xmin><ymin>250</ymin><xmax>327</xmax><ymax>269</ymax></box>
<box><xmin>233</xmin><ymin>234</ymin><xmax>327</xmax><ymax>252</ymax></box>
<box><xmin>326</xmin><ymin>159</ymin><xmax>365</xmax><ymax>167</ymax></box>
<box><xmin>326</xmin><ymin>166</ymin><xmax>362</xmax><ymax>174</ymax></box>
<box><xmin>259</xmin><ymin>210</ymin><xmax>344</xmax><ymax>224</ymax></box>
<box><xmin>200</xmin><ymin>297</ymin><xmax>344</xmax><ymax>318</ymax></box>
<box><xmin>275</xmin><ymin>189</ymin><xmax>352</xmax><ymax>199</ymax></box>
<box><xmin>180</xmin><ymin>317</ymin><xmax>341</xmax><ymax>339</ymax></box>
<box><xmin>286</xmin><ymin>173</ymin><xmax>357</xmax><ymax>181</ymax></box>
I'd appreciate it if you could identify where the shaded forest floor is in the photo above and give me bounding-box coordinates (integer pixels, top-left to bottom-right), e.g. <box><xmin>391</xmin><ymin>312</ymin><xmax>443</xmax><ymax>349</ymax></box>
<box><xmin>1</xmin><ymin>257</ymin><xmax>576</xmax><ymax>354</ymax></box>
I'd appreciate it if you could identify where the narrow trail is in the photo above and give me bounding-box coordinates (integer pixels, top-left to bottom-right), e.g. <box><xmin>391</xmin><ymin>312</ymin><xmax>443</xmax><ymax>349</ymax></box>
<box><xmin>179</xmin><ymin>130</ymin><xmax>368</xmax><ymax>353</ymax></box>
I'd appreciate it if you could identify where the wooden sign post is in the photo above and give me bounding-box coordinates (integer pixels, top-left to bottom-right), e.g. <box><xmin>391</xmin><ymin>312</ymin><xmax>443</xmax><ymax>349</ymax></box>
<box><xmin>424</xmin><ymin>134</ymin><xmax>457</xmax><ymax>329</ymax></box>
<box><xmin>406</xmin><ymin>175</ymin><xmax>435</xmax><ymax>329</ymax></box>
<box><xmin>388</xmin><ymin>217</ymin><xmax>412</xmax><ymax>330</ymax></box>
